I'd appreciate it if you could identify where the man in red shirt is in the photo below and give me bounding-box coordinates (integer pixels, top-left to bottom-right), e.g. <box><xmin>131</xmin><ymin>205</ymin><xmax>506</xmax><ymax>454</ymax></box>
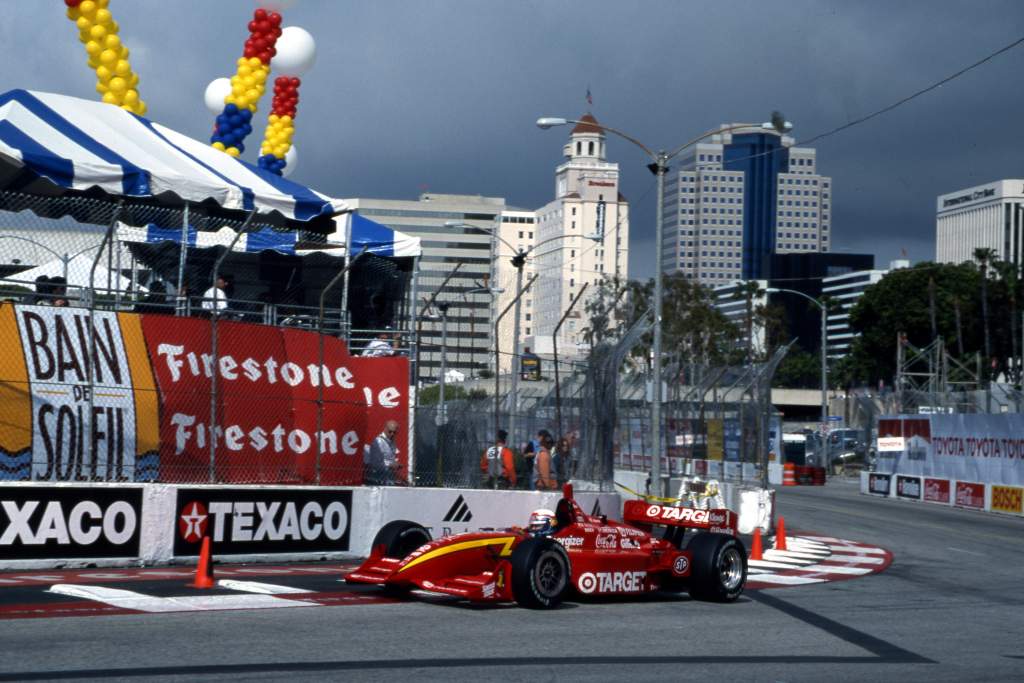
<box><xmin>481</xmin><ymin>429</ymin><xmax>516</xmax><ymax>489</ymax></box>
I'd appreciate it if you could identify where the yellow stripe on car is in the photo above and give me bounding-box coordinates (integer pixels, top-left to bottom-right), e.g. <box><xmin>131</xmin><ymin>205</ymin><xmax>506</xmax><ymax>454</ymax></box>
<box><xmin>398</xmin><ymin>536</ymin><xmax>516</xmax><ymax>573</ymax></box>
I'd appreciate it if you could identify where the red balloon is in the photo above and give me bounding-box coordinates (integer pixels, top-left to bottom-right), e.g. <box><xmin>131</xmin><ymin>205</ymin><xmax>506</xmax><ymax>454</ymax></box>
<box><xmin>254</xmin><ymin>8</ymin><xmax>267</xmax><ymax>21</ymax></box>
<box><xmin>271</xmin><ymin>27</ymin><xmax>282</xmax><ymax>38</ymax></box>
<box><xmin>269</xmin><ymin>13</ymin><xmax>282</xmax><ymax>26</ymax></box>
<box><xmin>257</xmin><ymin>20</ymin><xmax>270</xmax><ymax>33</ymax></box>
<box><xmin>248</xmin><ymin>20</ymin><xmax>258</xmax><ymax>32</ymax></box>
<box><xmin>291</xmin><ymin>77</ymin><xmax>301</xmax><ymax>87</ymax></box>
<box><xmin>65</xmin><ymin>0</ymin><xmax>83</xmax><ymax>6</ymax></box>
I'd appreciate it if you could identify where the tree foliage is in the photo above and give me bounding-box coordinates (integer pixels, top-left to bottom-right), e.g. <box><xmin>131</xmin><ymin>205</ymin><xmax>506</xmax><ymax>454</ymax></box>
<box><xmin>836</xmin><ymin>260</ymin><xmax>1022</xmax><ymax>387</ymax></box>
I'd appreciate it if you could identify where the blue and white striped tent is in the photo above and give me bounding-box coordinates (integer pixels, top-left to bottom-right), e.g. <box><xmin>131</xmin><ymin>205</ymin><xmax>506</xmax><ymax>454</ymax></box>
<box><xmin>0</xmin><ymin>88</ymin><xmax>343</xmax><ymax>223</ymax></box>
<box><xmin>115</xmin><ymin>212</ymin><xmax>421</xmax><ymax>260</ymax></box>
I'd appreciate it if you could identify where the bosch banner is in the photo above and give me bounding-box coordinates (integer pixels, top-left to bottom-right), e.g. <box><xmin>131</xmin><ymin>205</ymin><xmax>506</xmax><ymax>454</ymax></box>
<box><xmin>876</xmin><ymin>414</ymin><xmax>1024</xmax><ymax>486</ymax></box>
<box><xmin>0</xmin><ymin>303</ymin><xmax>408</xmax><ymax>485</ymax></box>
<box><xmin>0</xmin><ymin>486</ymin><xmax>142</xmax><ymax>559</ymax></box>
<box><xmin>173</xmin><ymin>488</ymin><xmax>352</xmax><ymax>555</ymax></box>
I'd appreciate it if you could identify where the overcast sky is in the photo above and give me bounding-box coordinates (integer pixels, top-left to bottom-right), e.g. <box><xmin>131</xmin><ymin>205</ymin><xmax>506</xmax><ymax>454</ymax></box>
<box><xmin>3</xmin><ymin>1</ymin><xmax>1023</xmax><ymax>279</ymax></box>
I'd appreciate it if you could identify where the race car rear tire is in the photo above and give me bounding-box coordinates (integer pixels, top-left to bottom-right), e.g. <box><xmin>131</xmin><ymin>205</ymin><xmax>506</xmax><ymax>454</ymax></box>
<box><xmin>372</xmin><ymin>520</ymin><xmax>432</xmax><ymax>559</ymax></box>
<box><xmin>510</xmin><ymin>537</ymin><xmax>570</xmax><ymax>609</ymax></box>
<box><xmin>687</xmin><ymin>533</ymin><xmax>747</xmax><ymax>602</ymax></box>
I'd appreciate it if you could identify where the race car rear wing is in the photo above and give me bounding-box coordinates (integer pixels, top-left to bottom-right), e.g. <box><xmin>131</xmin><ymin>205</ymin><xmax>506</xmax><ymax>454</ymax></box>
<box><xmin>622</xmin><ymin>501</ymin><xmax>737</xmax><ymax>536</ymax></box>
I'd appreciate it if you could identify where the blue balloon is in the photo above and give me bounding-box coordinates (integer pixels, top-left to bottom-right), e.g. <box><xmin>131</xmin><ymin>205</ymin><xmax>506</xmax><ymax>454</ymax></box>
<box><xmin>224</xmin><ymin>103</ymin><xmax>238</xmax><ymax>115</ymax></box>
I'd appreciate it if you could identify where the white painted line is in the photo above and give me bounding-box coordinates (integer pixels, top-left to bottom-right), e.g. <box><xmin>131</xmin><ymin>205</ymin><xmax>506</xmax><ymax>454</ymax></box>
<box><xmin>826</xmin><ymin>555</ymin><xmax>886</xmax><ymax>566</ymax></box>
<box><xmin>764</xmin><ymin>549</ymin><xmax>831</xmax><ymax>560</ymax></box>
<box><xmin>746</xmin><ymin>568</ymin><xmax>773</xmax><ymax>575</ymax></box>
<box><xmin>748</xmin><ymin>559</ymin><xmax>811</xmax><ymax>569</ymax></box>
<box><xmin>947</xmin><ymin>547</ymin><xmax>985</xmax><ymax>557</ymax></box>
<box><xmin>218</xmin><ymin>580</ymin><xmax>313</xmax><ymax>595</ymax></box>
<box><xmin>790</xmin><ymin>564</ymin><xmax>873</xmax><ymax>575</ymax></box>
<box><xmin>49</xmin><ymin>584</ymin><xmax>317</xmax><ymax>613</ymax></box>
<box><xmin>788</xmin><ymin>538</ymin><xmax>831</xmax><ymax>550</ymax></box>
<box><xmin>829</xmin><ymin>545</ymin><xmax>887</xmax><ymax>556</ymax></box>
<box><xmin>747</xmin><ymin>574</ymin><xmax>826</xmax><ymax>586</ymax></box>
<box><xmin>800</xmin><ymin>535</ymin><xmax>844</xmax><ymax>543</ymax></box>
<box><xmin>828</xmin><ymin>551</ymin><xmax>887</xmax><ymax>562</ymax></box>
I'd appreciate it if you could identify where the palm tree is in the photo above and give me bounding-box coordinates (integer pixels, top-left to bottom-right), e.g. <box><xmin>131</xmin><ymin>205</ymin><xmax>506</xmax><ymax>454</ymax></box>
<box><xmin>732</xmin><ymin>280</ymin><xmax>763</xmax><ymax>364</ymax></box>
<box><xmin>992</xmin><ymin>259</ymin><xmax>1021</xmax><ymax>384</ymax></box>
<box><xmin>974</xmin><ymin>247</ymin><xmax>997</xmax><ymax>377</ymax></box>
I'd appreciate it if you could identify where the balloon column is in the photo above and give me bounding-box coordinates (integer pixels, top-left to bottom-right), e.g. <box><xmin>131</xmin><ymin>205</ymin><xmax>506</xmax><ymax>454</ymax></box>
<box><xmin>64</xmin><ymin>0</ymin><xmax>147</xmax><ymax>115</ymax></box>
<box><xmin>208</xmin><ymin>8</ymin><xmax>283</xmax><ymax>158</ymax></box>
<box><xmin>258</xmin><ymin>26</ymin><xmax>316</xmax><ymax>176</ymax></box>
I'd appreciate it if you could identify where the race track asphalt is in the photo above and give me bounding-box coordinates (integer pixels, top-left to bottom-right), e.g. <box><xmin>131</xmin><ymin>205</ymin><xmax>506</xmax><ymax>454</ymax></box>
<box><xmin>0</xmin><ymin>477</ymin><xmax>1021</xmax><ymax>682</ymax></box>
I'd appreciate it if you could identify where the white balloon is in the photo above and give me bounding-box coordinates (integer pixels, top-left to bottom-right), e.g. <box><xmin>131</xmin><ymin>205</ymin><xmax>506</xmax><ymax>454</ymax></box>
<box><xmin>283</xmin><ymin>145</ymin><xmax>298</xmax><ymax>177</ymax></box>
<box><xmin>253</xmin><ymin>0</ymin><xmax>297</xmax><ymax>11</ymax></box>
<box><xmin>203</xmin><ymin>78</ymin><xmax>232</xmax><ymax>115</ymax></box>
<box><xmin>273</xmin><ymin>26</ymin><xmax>316</xmax><ymax>77</ymax></box>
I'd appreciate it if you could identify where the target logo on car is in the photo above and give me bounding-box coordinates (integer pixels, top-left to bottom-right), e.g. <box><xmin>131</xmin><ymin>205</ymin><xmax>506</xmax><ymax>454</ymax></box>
<box><xmin>577</xmin><ymin>572</ymin><xmax>598</xmax><ymax>594</ymax></box>
<box><xmin>672</xmin><ymin>555</ymin><xmax>689</xmax><ymax>576</ymax></box>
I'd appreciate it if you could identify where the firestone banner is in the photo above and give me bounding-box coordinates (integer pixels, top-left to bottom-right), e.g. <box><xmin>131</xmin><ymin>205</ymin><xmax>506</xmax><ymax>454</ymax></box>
<box><xmin>0</xmin><ymin>304</ymin><xmax>408</xmax><ymax>484</ymax></box>
<box><xmin>876</xmin><ymin>414</ymin><xmax>1024</xmax><ymax>486</ymax></box>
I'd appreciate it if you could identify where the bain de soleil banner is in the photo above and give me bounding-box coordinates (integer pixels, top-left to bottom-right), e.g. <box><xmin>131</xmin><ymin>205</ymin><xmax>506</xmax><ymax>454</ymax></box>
<box><xmin>876</xmin><ymin>414</ymin><xmax>1024</xmax><ymax>486</ymax></box>
<box><xmin>0</xmin><ymin>304</ymin><xmax>407</xmax><ymax>485</ymax></box>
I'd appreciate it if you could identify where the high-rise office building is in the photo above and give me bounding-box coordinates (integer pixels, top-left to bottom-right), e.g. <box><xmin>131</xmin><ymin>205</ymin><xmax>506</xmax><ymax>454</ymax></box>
<box><xmin>345</xmin><ymin>193</ymin><xmax>504</xmax><ymax>384</ymax></box>
<box><xmin>936</xmin><ymin>179</ymin><xmax>1024</xmax><ymax>267</ymax></box>
<box><xmin>662</xmin><ymin>124</ymin><xmax>832</xmax><ymax>285</ymax></box>
<box><xmin>822</xmin><ymin>259</ymin><xmax>909</xmax><ymax>359</ymax></box>
<box><xmin>529</xmin><ymin>113</ymin><xmax>630</xmax><ymax>360</ymax></box>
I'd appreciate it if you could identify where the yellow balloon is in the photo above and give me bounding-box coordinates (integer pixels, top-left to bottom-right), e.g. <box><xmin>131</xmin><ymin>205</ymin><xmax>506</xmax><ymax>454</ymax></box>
<box><xmin>212</xmin><ymin>141</ymin><xmax>226</xmax><ymax>151</ymax></box>
<box><xmin>238</xmin><ymin>64</ymin><xmax>251</xmax><ymax>77</ymax></box>
<box><xmin>109</xmin><ymin>77</ymin><xmax>127</xmax><ymax>94</ymax></box>
<box><xmin>95</xmin><ymin>82</ymin><xmax>108</xmax><ymax>94</ymax></box>
<box><xmin>79</xmin><ymin>1</ymin><xmax>97</xmax><ymax>15</ymax></box>
<box><xmin>104</xmin><ymin>34</ymin><xmax>120</xmax><ymax>50</ymax></box>
<box><xmin>245</xmin><ymin>88</ymin><xmax>259</xmax><ymax>101</ymax></box>
<box><xmin>123</xmin><ymin>89</ymin><xmax>139</xmax><ymax>106</ymax></box>
<box><xmin>90</xmin><ymin>24</ymin><xmax>106</xmax><ymax>40</ymax></box>
<box><xmin>248</xmin><ymin>57</ymin><xmax>262</xmax><ymax>68</ymax></box>
<box><xmin>99</xmin><ymin>49</ymin><xmax>117</xmax><ymax>66</ymax></box>
<box><xmin>95</xmin><ymin>9</ymin><xmax>112</xmax><ymax>24</ymax></box>
<box><xmin>114</xmin><ymin>59</ymin><xmax>131</xmax><ymax>76</ymax></box>
<box><xmin>76</xmin><ymin>16</ymin><xmax>91</xmax><ymax>31</ymax></box>
<box><xmin>119</xmin><ymin>45</ymin><xmax>129</xmax><ymax>59</ymax></box>
<box><xmin>243</xmin><ymin>76</ymin><xmax>255</xmax><ymax>88</ymax></box>
<box><xmin>96</xmin><ymin>65</ymin><xmax>112</xmax><ymax>81</ymax></box>
<box><xmin>136</xmin><ymin>102</ymin><xmax>146</xmax><ymax>116</ymax></box>
<box><xmin>109</xmin><ymin>20</ymin><xmax>119</xmax><ymax>34</ymax></box>
<box><xmin>97</xmin><ymin>0</ymin><xmax>110</xmax><ymax>8</ymax></box>
<box><xmin>226</xmin><ymin>147</ymin><xmax>240</xmax><ymax>158</ymax></box>
<box><xmin>87</xmin><ymin>58</ymin><xmax>100</xmax><ymax>70</ymax></box>
<box><xmin>85</xmin><ymin>40</ymin><xmax>102</xmax><ymax>56</ymax></box>
<box><xmin>66</xmin><ymin>7</ymin><xmax>80</xmax><ymax>20</ymax></box>
<box><xmin>130</xmin><ymin>73</ymin><xmax>139</xmax><ymax>88</ymax></box>
<box><xmin>102</xmin><ymin>91</ymin><xmax>118</xmax><ymax>104</ymax></box>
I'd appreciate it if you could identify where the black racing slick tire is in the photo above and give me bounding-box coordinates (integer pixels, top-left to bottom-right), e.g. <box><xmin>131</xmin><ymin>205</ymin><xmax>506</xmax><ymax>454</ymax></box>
<box><xmin>687</xmin><ymin>532</ymin><xmax>747</xmax><ymax>602</ymax></box>
<box><xmin>372</xmin><ymin>520</ymin><xmax>431</xmax><ymax>559</ymax></box>
<box><xmin>509</xmin><ymin>537</ymin><xmax>570</xmax><ymax>609</ymax></box>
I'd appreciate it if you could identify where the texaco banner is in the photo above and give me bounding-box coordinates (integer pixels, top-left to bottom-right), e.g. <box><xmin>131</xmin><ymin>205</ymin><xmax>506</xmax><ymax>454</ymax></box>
<box><xmin>876</xmin><ymin>414</ymin><xmax>1024</xmax><ymax>486</ymax></box>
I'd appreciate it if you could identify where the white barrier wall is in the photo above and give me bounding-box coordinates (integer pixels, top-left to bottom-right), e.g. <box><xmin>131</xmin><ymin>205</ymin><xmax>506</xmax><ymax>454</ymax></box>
<box><xmin>0</xmin><ymin>482</ymin><xmax>619</xmax><ymax>571</ymax></box>
<box><xmin>860</xmin><ymin>470</ymin><xmax>1024</xmax><ymax>518</ymax></box>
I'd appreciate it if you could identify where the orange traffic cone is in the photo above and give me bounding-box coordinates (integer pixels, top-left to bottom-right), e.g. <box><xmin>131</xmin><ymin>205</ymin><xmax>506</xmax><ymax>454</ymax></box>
<box><xmin>782</xmin><ymin>462</ymin><xmax>796</xmax><ymax>486</ymax></box>
<box><xmin>774</xmin><ymin>516</ymin><xmax>788</xmax><ymax>551</ymax></box>
<box><xmin>750</xmin><ymin>527</ymin><xmax>763</xmax><ymax>561</ymax></box>
<box><xmin>190</xmin><ymin>535</ymin><xmax>215</xmax><ymax>589</ymax></box>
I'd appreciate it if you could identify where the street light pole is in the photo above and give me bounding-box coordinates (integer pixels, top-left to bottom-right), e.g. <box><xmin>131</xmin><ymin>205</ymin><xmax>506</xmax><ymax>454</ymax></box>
<box><xmin>767</xmin><ymin>287</ymin><xmax>828</xmax><ymax>439</ymax></box>
<box><xmin>508</xmin><ymin>251</ymin><xmax>526</xmax><ymax>446</ymax></box>
<box><xmin>437</xmin><ymin>301</ymin><xmax>450</xmax><ymax>427</ymax></box>
<box><xmin>651</xmin><ymin>151</ymin><xmax>668</xmax><ymax>497</ymax></box>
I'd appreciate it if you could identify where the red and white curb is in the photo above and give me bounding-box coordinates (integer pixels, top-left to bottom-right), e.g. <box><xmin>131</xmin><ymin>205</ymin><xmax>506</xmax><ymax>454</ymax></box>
<box><xmin>746</xmin><ymin>535</ymin><xmax>892</xmax><ymax>589</ymax></box>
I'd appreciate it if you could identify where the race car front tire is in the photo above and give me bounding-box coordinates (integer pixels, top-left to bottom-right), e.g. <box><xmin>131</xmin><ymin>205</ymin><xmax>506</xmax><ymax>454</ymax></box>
<box><xmin>372</xmin><ymin>520</ymin><xmax>432</xmax><ymax>559</ymax></box>
<box><xmin>510</xmin><ymin>537</ymin><xmax>570</xmax><ymax>609</ymax></box>
<box><xmin>687</xmin><ymin>533</ymin><xmax>747</xmax><ymax>602</ymax></box>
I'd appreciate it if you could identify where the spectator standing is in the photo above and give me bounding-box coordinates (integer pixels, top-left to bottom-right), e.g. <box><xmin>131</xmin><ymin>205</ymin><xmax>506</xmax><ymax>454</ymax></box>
<box><xmin>555</xmin><ymin>436</ymin><xmax>572</xmax><ymax>485</ymax></box>
<box><xmin>364</xmin><ymin>420</ymin><xmax>401</xmax><ymax>485</ymax></box>
<box><xmin>202</xmin><ymin>274</ymin><xmax>231</xmax><ymax>312</ymax></box>
<box><xmin>480</xmin><ymin>429</ymin><xmax>516</xmax><ymax>489</ymax></box>
<box><xmin>534</xmin><ymin>431</ymin><xmax>558</xmax><ymax>490</ymax></box>
<box><xmin>520</xmin><ymin>440</ymin><xmax>536</xmax><ymax>489</ymax></box>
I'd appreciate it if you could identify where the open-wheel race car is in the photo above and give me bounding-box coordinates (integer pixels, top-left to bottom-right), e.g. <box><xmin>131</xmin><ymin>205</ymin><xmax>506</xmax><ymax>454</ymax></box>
<box><xmin>345</xmin><ymin>484</ymin><xmax>747</xmax><ymax>609</ymax></box>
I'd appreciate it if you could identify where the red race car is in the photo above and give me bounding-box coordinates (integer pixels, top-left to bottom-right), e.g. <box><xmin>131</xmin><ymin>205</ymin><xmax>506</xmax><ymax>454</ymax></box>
<box><xmin>345</xmin><ymin>484</ymin><xmax>747</xmax><ymax>609</ymax></box>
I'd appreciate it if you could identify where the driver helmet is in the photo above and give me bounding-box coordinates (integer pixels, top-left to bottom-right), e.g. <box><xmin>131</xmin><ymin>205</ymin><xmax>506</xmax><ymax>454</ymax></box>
<box><xmin>528</xmin><ymin>508</ymin><xmax>556</xmax><ymax>536</ymax></box>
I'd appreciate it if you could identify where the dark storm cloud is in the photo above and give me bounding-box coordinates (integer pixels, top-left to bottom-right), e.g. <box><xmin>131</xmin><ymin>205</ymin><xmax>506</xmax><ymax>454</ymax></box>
<box><xmin>3</xmin><ymin>1</ymin><xmax>1022</xmax><ymax>278</ymax></box>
